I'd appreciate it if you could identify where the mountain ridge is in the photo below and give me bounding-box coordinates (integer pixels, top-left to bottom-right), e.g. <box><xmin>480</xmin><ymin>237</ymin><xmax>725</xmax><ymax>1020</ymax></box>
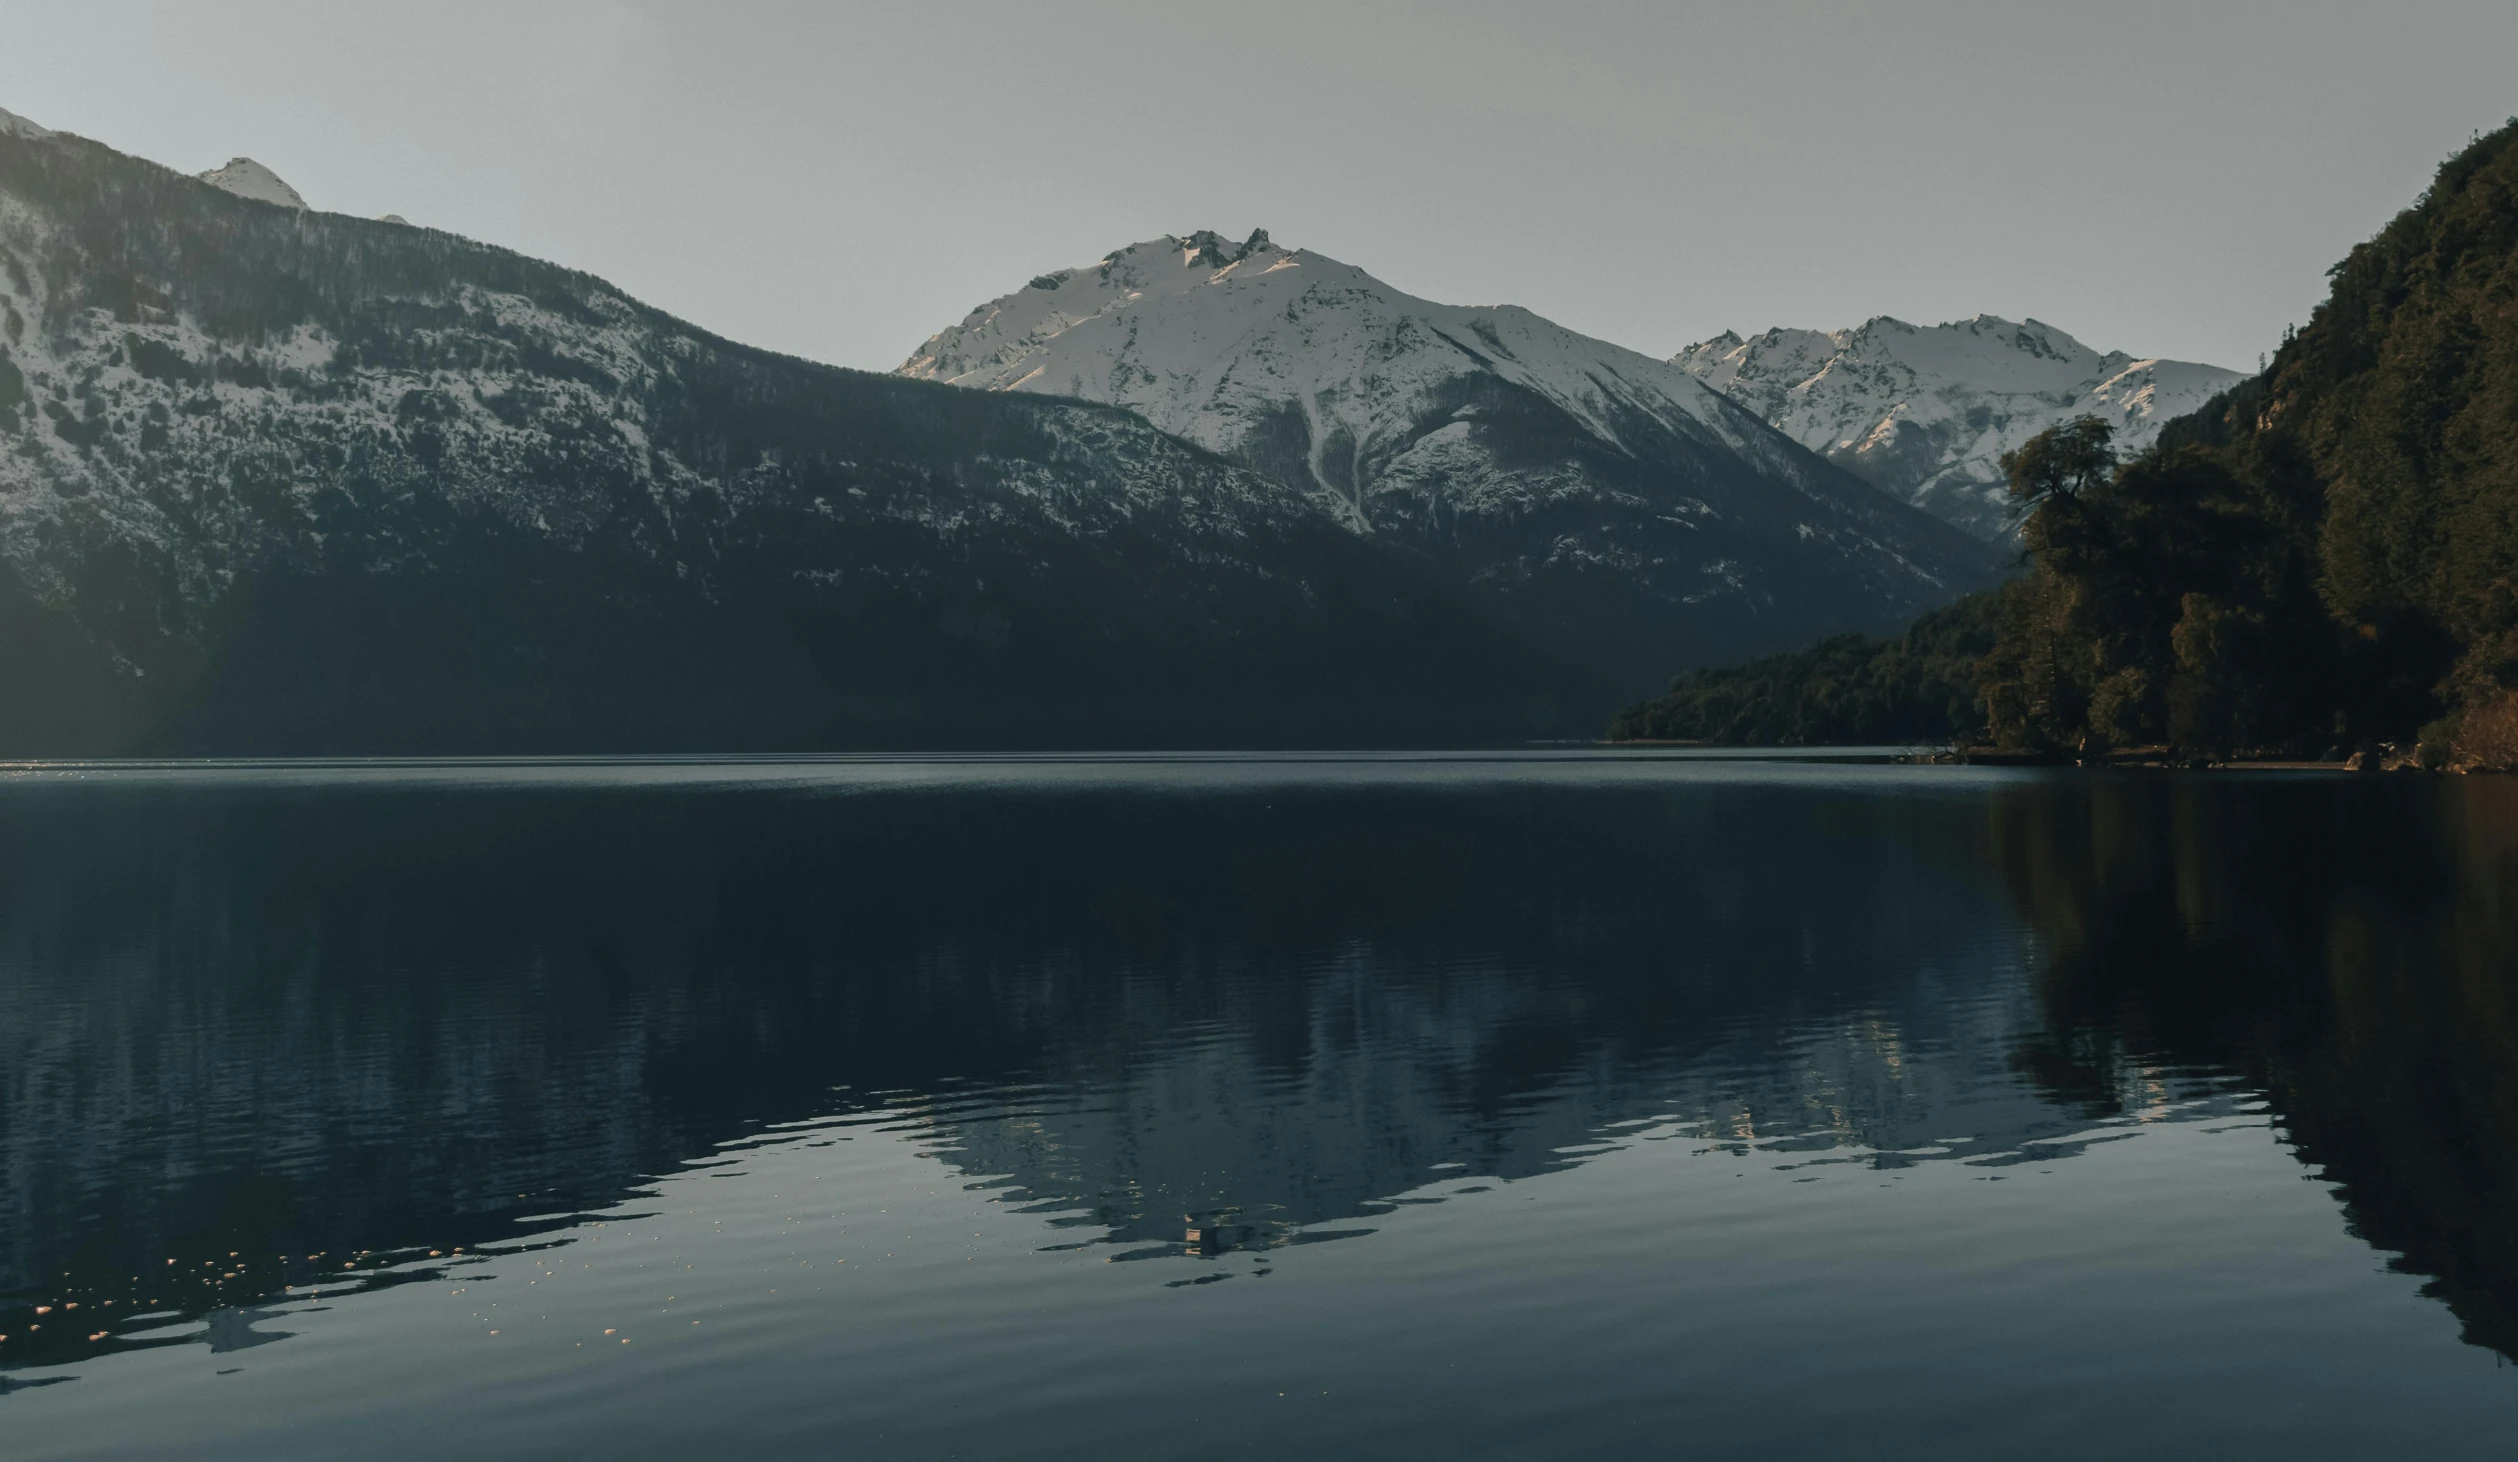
<box><xmin>1675</xmin><ymin>314</ymin><xmax>2244</xmax><ymax>539</ymax></box>
<box><xmin>0</xmin><ymin>119</ymin><xmax>1624</xmax><ymax>752</ymax></box>
<box><xmin>901</xmin><ymin>228</ymin><xmax>2006</xmax><ymax>685</ymax></box>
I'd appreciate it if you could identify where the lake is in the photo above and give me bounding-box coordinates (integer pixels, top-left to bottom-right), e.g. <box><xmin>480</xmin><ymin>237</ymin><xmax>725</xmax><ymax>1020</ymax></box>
<box><xmin>4</xmin><ymin>753</ymin><xmax>2517</xmax><ymax>1459</ymax></box>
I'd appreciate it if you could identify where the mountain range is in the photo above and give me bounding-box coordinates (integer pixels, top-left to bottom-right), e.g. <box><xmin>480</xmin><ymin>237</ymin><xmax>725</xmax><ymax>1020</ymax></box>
<box><xmin>1673</xmin><ymin>317</ymin><xmax>2244</xmax><ymax>540</ymax></box>
<box><xmin>8</xmin><ymin>120</ymin><xmax>1666</xmax><ymax>751</ymax></box>
<box><xmin>0</xmin><ymin>109</ymin><xmax>2035</xmax><ymax>752</ymax></box>
<box><xmin>901</xmin><ymin>228</ymin><xmax>2004</xmax><ymax>683</ymax></box>
<box><xmin>7</xmin><ymin>104</ymin><xmax>2272</xmax><ymax>754</ymax></box>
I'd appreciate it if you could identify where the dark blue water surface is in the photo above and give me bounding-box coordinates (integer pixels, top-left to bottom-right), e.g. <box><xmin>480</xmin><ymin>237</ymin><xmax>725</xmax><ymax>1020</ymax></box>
<box><xmin>5</xmin><ymin>753</ymin><xmax>2518</xmax><ymax>1459</ymax></box>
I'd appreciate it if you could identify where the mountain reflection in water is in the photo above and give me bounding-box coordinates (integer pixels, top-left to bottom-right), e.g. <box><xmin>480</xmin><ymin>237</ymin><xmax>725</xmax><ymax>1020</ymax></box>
<box><xmin>1</xmin><ymin>758</ymin><xmax>2515</xmax><ymax>1419</ymax></box>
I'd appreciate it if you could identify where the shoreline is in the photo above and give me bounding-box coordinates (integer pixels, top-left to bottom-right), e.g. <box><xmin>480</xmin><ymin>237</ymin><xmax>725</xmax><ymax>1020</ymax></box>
<box><xmin>1606</xmin><ymin>739</ymin><xmax>2509</xmax><ymax>773</ymax></box>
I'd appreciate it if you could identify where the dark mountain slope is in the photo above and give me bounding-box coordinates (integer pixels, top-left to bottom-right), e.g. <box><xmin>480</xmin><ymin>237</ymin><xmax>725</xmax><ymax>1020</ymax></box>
<box><xmin>0</xmin><ymin>124</ymin><xmax>1615</xmax><ymax>752</ymax></box>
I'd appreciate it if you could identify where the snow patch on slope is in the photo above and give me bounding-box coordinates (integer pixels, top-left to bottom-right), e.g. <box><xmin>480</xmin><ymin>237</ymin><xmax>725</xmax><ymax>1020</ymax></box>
<box><xmin>0</xmin><ymin>106</ymin><xmax>52</xmax><ymax>141</ymax></box>
<box><xmin>1675</xmin><ymin>316</ymin><xmax>2245</xmax><ymax>540</ymax></box>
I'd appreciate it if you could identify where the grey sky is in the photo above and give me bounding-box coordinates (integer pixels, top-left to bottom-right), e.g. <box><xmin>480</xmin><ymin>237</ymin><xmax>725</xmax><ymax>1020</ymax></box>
<box><xmin>2</xmin><ymin>1</ymin><xmax>2510</xmax><ymax>375</ymax></box>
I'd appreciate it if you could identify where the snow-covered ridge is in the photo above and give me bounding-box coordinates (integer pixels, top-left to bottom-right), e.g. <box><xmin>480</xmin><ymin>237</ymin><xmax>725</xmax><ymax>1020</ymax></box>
<box><xmin>1674</xmin><ymin>316</ymin><xmax>2245</xmax><ymax>540</ymax></box>
<box><xmin>0</xmin><ymin>225</ymin><xmax>1312</xmax><ymax>650</ymax></box>
<box><xmin>196</xmin><ymin>157</ymin><xmax>307</xmax><ymax>210</ymax></box>
<box><xmin>0</xmin><ymin>106</ymin><xmax>51</xmax><ymax>141</ymax></box>
<box><xmin>899</xmin><ymin>227</ymin><xmax>1778</xmax><ymax>521</ymax></box>
<box><xmin>898</xmin><ymin>229</ymin><xmax>2001</xmax><ymax>662</ymax></box>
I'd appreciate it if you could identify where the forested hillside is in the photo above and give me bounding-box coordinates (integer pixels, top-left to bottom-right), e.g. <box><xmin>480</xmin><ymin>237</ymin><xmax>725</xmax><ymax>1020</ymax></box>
<box><xmin>1618</xmin><ymin>119</ymin><xmax>2518</xmax><ymax>763</ymax></box>
<box><xmin>1606</xmin><ymin>592</ymin><xmax>1998</xmax><ymax>745</ymax></box>
<box><xmin>1983</xmin><ymin>117</ymin><xmax>2518</xmax><ymax>760</ymax></box>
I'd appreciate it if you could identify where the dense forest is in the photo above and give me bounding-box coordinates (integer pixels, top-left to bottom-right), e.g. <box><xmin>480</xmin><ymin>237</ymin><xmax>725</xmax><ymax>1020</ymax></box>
<box><xmin>1616</xmin><ymin>119</ymin><xmax>2518</xmax><ymax>766</ymax></box>
<box><xmin>1606</xmin><ymin>592</ymin><xmax>1998</xmax><ymax>745</ymax></box>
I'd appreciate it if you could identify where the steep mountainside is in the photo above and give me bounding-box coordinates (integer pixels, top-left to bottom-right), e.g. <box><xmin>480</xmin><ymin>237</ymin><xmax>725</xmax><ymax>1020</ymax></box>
<box><xmin>0</xmin><ymin>120</ymin><xmax>1617</xmax><ymax>753</ymax></box>
<box><xmin>1676</xmin><ymin>316</ymin><xmax>2243</xmax><ymax>540</ymax></box>
<box><xmin>2133</xmin><ymin>116</ymin><xmax>2518</xmax><ymax>749</ymax></box>
<box><xmin>2172</xmin><ymin>121</ymin><xmax>2518</xmax><ymax>668</ymax></box>
<box><xmin>901</xmin><ymin>230</ymin><xmax>2004</xmax><ymax>681</ymax></box>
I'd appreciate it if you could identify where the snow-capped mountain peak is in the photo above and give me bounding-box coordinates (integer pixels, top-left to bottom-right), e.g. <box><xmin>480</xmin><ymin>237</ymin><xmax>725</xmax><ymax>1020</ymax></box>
<box><xmin>0</xmin><ymin>106</ymin><xmax>51</xmax><ymax>141</ymax></box>
<box><xmin>196</xmin><ymin>157</ymin><xmax>307</xmax><ymax>210</ymax></box>
<box><xmin>1674</xmin><ymin>314</ymin><xmax>2245</xmax><ymax>539</ymax></box>
<box><xmin>900</xmin><ymin>227</ymin><xmax>1776</xmax><ymax>514</ymax></box>
<box><xmin>901</xmin><ymin>231</ymin><xmax>2002</xmax><ymax>676</ymax></box>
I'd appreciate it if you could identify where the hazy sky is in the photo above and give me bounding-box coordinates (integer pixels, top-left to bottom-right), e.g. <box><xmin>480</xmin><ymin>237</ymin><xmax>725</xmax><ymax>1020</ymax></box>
<box><xmin>2</xmin><ymin>1</ymin><xmax>2511</xmax><ymax>374</ymax></box>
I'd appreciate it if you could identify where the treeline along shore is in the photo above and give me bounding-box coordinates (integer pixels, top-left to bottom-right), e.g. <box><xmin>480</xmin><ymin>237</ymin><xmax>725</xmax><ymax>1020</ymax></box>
<box><xmin>1614</xmin><ymin>120</ymin><xmax>2518</xmax><ymax>772</ymax></box>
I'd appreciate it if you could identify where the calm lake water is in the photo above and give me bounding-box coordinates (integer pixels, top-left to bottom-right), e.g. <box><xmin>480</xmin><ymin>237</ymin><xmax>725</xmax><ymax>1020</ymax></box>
<box><xmin>5</xmin><ymin>753</ymin><xmax>2518</xmax><ymax>1459</ymax></box>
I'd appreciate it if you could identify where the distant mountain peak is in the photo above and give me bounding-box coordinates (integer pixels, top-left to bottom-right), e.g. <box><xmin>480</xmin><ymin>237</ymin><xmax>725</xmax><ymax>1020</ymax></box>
<box><xmin>196</xmin><ymin>157</ymin><xmax>307</xmax><ymax>210</ymax></box>
<box><xmin>0</xmin><ymin>105</ymin><xmax>51</xmax><ymax>141</ymax></box>
<box><xmin>1675</xmin><ymin>315</ymin><xmax>2244</xmax><ymax>539</ymax></box>
<box><xmin>899</xmin><ymin>227</ymin><xmax>1750</xmax><ymax>493</ymax></box>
